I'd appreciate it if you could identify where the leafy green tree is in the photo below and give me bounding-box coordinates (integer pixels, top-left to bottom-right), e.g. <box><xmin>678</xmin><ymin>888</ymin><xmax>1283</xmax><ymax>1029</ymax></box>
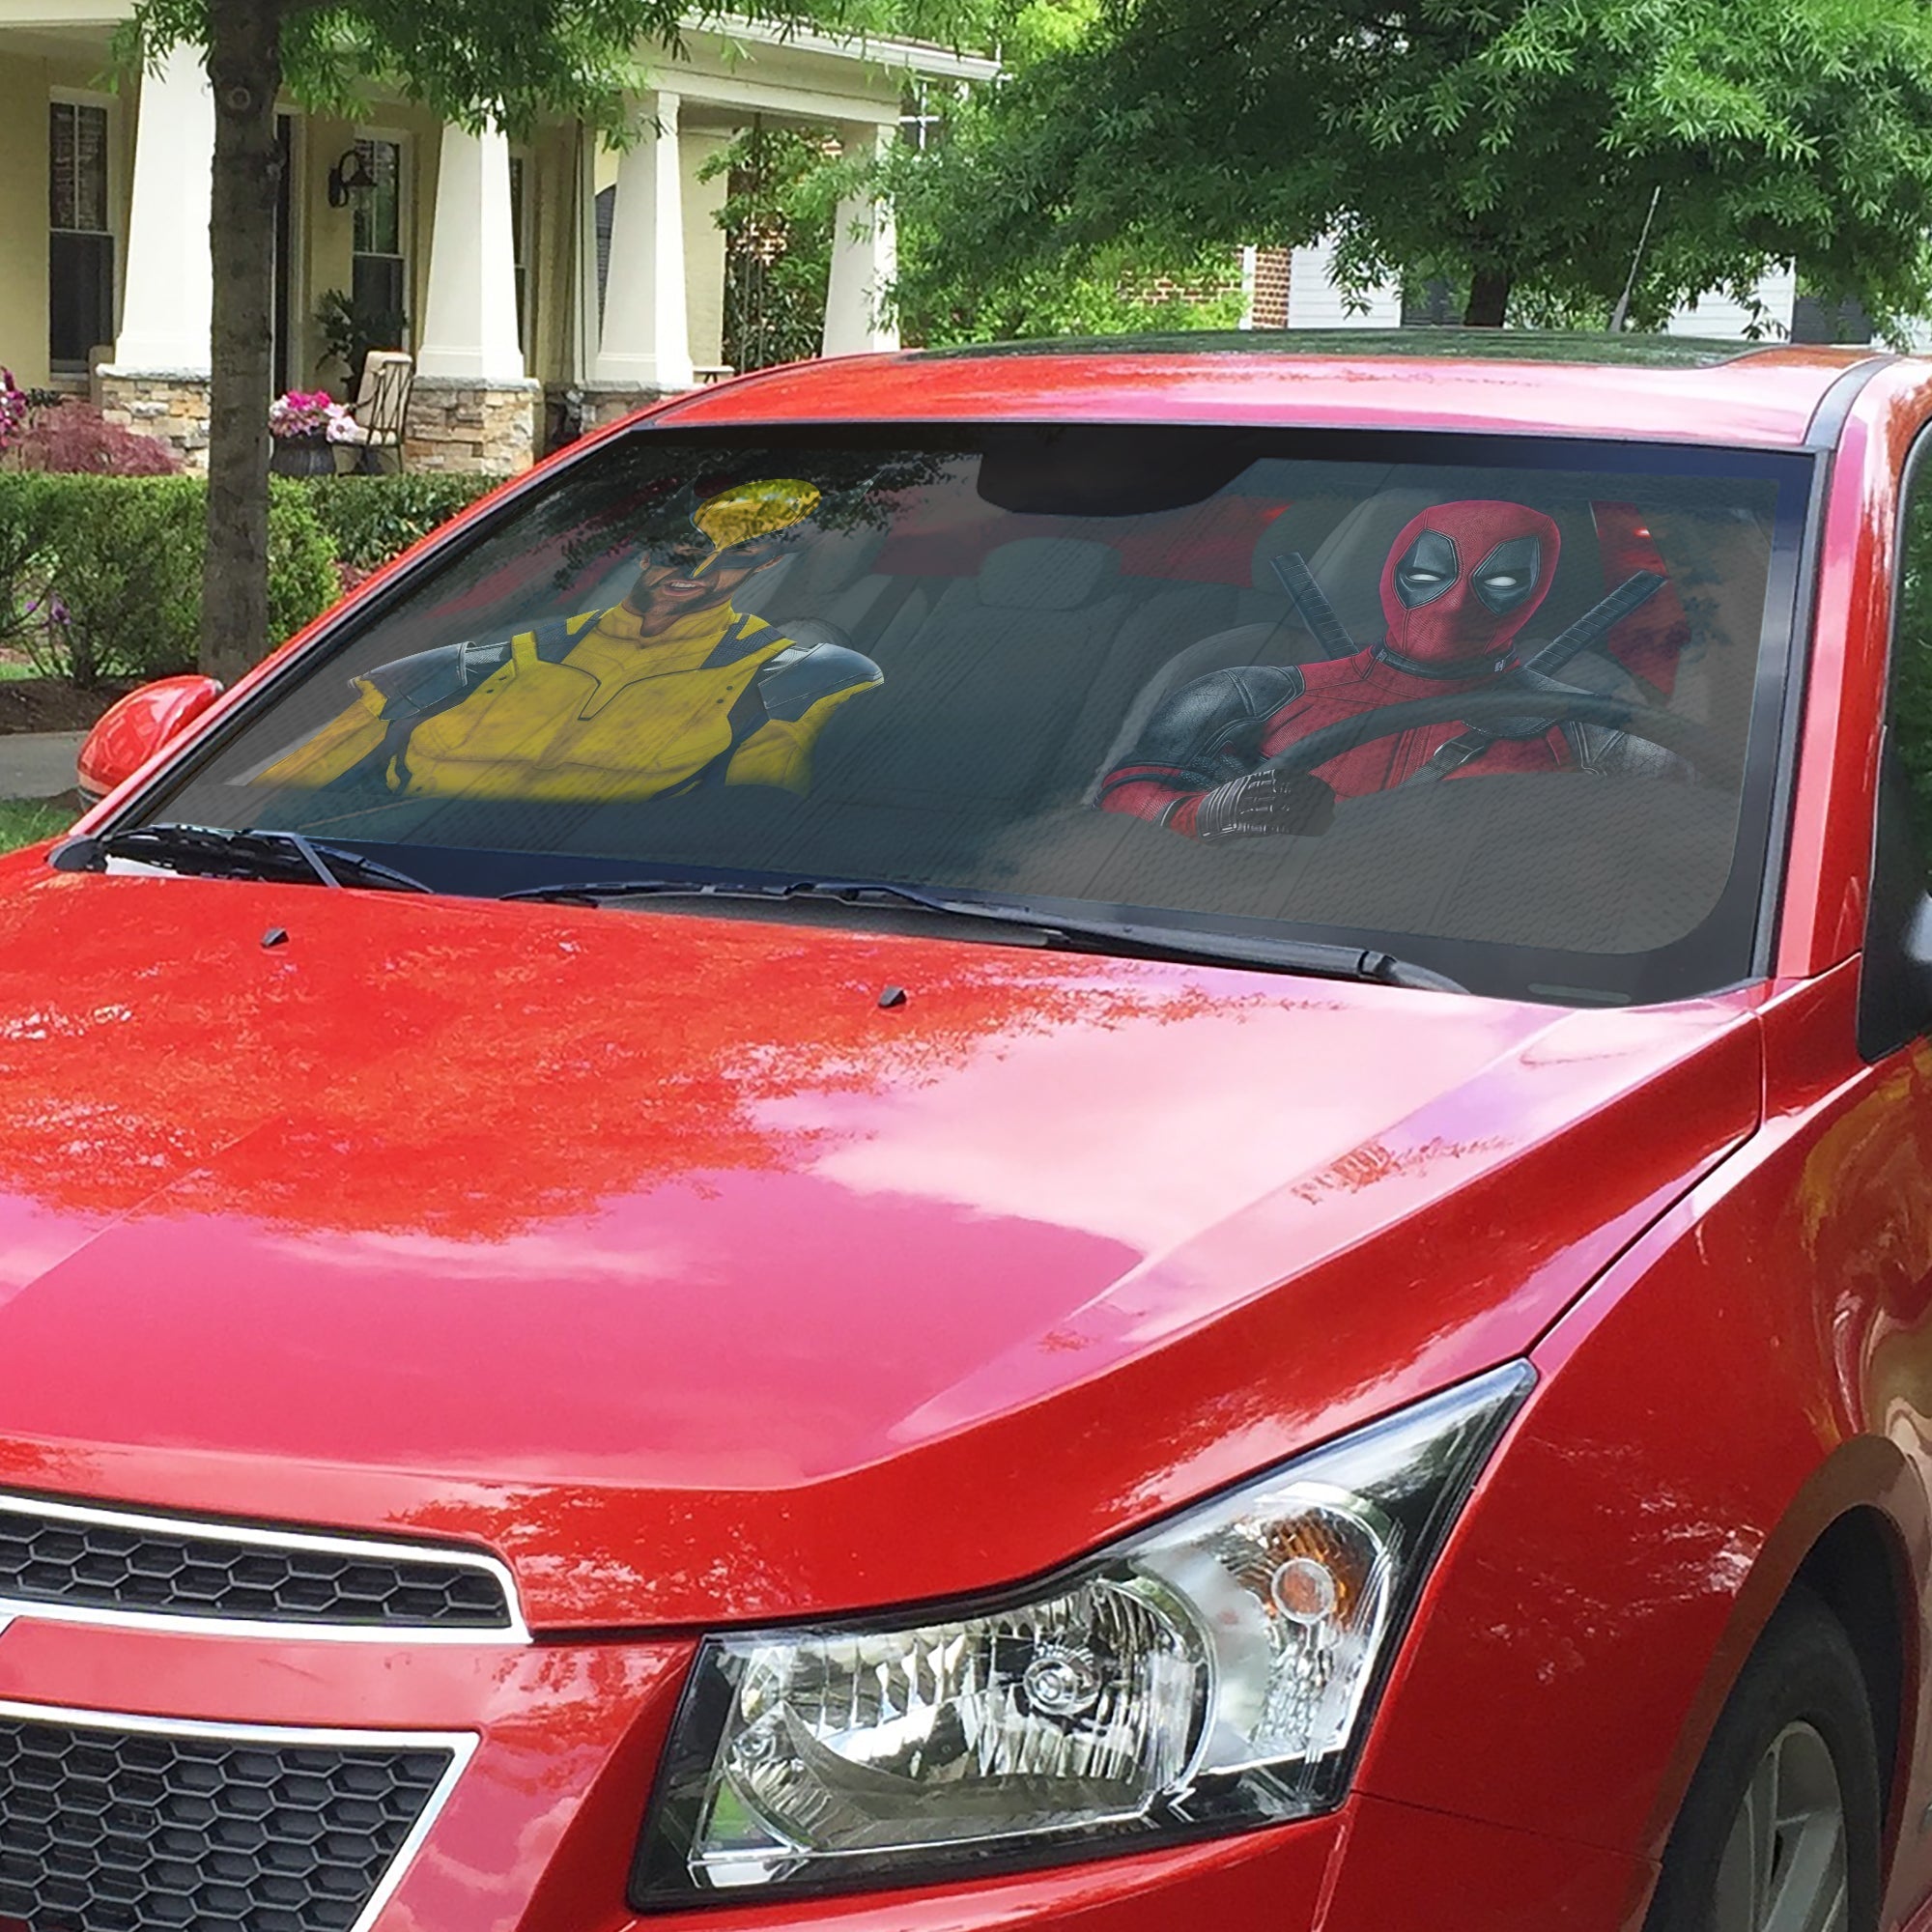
<box><xmin>902</xmin><ymin>0</ymin><xmax>1932</xmax><ymax>333</ymax></box>
<box><xmin>127</xmin><ymin>0</ymin><xmax>990</xmax><ymax>684</ymax></box>
<box><xmin>704</xmin><ymin>99</ymin><xmax>1243</xmax><ymax>357</ymax></box>
<box><xmin>703</xmin><ymin>121</ymin><xmax>841</xmax><ymax>371</ymax></box>
<box><xmin>887</xmin><ymin>0</ymin><xmax>1247</xmax><ymax>341</ymax></box>
<box><xmin>894</xmin><ymin>229</ymin><xmax>1243</xmax><ymax>346</ymax></box>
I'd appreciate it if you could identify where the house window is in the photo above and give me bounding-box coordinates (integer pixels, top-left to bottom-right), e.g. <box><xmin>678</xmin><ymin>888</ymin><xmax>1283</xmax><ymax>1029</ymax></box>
<box><xmin>48</xmin><ymin>99</ymin><xmax>113</xmax><ymax>371</ymax></box>
<box><xmin>898</xmin><ymin>82</ymin><xmax>952</xmax><ymax>153</ymax></box>
<box><xmin>1401</xmin><ymin>276</ymin><xmax>1461</xmax><ymax>327</ymax></box>
<box><xmin>352</xmin><ymin>135</ymin><xmax>409</xmax><ymax>349</ymax></box>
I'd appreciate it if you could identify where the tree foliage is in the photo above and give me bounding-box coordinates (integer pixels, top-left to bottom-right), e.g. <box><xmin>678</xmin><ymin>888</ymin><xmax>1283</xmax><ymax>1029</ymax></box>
<box><xmin>884</xmin><ymin>0</ymin><xmax>1246</xmax><ymax>342</ymax></box>
<box><xmin>129</xmin><ymin>0</ymin><xmax>996</xmax><ymax>138</ymax></box>
<box><xmin>903</xmin><ymin>0</ymin><xmax>1932</xmax><ymax>329</ymax></box>
<box><xmin>125</xmin><ymin>0</ymin><xmax>990</xmax><ymax>683</ymax></box>
<box><xmin>703</xmin><ymin>121</ymin><xmax>842</xmax><ymax>371</ymax></box>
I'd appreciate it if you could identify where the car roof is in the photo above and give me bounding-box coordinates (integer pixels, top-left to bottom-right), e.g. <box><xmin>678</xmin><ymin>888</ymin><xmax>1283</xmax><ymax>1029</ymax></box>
<box><xmin>656</xmin><ymin>331</ymin><xmax>1889</xmax><ymax>451</ymax></box>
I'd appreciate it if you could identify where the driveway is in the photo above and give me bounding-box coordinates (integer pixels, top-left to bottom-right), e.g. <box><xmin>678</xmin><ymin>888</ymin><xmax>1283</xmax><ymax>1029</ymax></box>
<box><xmin>0</xmin><ymin>731</ymin><xmax>84</xmax><ymax>800</ymax></box>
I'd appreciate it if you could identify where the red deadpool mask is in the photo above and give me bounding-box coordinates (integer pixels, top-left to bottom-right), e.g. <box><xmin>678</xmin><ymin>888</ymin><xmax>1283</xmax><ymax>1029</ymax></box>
<box><xmin>1378</xmin><ymin>499</ymin><xmax>1561</xmax><ymax>674</ymax></box>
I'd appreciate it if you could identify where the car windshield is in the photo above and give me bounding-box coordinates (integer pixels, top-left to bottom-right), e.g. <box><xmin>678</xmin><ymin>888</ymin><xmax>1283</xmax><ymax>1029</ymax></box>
<box><xmin>139</xmin><ymin>423</ymin><xmax>1811</xmax><ymax>1005</ymax></box>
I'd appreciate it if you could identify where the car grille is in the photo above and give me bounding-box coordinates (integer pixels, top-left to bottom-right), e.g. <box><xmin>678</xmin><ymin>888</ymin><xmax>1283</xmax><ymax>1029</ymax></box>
<box><xmin>0</xmin><ymin>1704</ymin><xmax>463</xmax><ymax>1932</ymax></box>
<box><xmin>0</xmin><ymin>1493</ymin><xmax>519</xmax><ymax>1637</ymax></box>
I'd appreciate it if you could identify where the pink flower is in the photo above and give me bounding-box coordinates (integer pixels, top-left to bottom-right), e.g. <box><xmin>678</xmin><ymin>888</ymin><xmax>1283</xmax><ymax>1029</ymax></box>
<box><xmin>0</xmin><ymin>367</ymin><xmax>28</xmax><ymax>452</ymax></box>
<box><xmin>269</xmin><ymin>389</ymin><xmax>349</xmax><ymax>440</ymax></box>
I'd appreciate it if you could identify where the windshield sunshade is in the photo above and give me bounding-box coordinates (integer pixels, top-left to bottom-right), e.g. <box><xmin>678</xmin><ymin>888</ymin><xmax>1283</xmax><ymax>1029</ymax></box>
<box><xmin>135</xmin><ymin>423</ymin><xmax>1812</xmax><ymax>1005</ymax></box>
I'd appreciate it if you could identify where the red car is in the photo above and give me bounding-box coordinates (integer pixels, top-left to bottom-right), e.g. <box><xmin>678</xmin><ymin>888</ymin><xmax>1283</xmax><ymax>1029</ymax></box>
<box><xmin>0</xmin><ymin>331</ymin><xmax>1926</xmax><ymax>1932</ymax></box>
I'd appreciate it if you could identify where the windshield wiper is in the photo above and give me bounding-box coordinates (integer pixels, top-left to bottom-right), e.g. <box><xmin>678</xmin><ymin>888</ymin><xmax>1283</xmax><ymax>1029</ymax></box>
<box><xmin>499</xmin><ymin>876</ymin><xmax>1466</xmax><ymax>994</ymax></box>
<box><xmin>50</xmin><ymin>824</ymin><xmax>433</xmax><ymax>894</ymax></box>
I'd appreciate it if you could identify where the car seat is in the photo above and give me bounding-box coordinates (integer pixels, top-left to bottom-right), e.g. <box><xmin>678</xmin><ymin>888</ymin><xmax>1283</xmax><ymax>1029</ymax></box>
<box><xmin>1082</xmin><ymin>492</ymin><xmax>1397</xmax><ymax>797</ymax></box>
<box><xmin>808</xmin><ymin>536</ymin><xmax>1134</xmax><ymax>839</ymax></box>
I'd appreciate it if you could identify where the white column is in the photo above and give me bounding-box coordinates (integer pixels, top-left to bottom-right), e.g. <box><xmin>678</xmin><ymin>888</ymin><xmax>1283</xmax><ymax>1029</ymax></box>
<box><xmin>415</xmin><ymin>121</ymin><xmax>526</xmax><ymax>381</ymax></box>
<box><xmin>111</xmin><ymin>42</ymin><xmax>213</xmax><ymax>374</ymax></box>
<box><xmin>822</xmin><ymin>123</ymin><xmax>898</xmax><ymax>357</ymax></box>
<box><xmin>595</xmin><ymin>92</ymin><xmax>692</xmax><ymax>390</ymax></box>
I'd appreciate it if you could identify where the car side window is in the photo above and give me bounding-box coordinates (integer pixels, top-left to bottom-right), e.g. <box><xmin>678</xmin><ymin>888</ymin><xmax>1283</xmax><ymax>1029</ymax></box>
<box><xmin>1895</xmin><ymin>452</ymin><xmax>1932</xmax><ymax>855</ymax></box>
<box><xmin>1859</xmin><ymin>425</ymin><xmax>1932</xmax><ymax>1058</ymax></box>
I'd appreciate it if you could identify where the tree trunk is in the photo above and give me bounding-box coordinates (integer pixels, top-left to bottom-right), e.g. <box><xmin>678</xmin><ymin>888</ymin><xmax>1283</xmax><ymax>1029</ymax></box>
<box><xmin>1464</xmin><ymin>267</ymin><xmax>1512</xmax><ymax>329</ymax></box>
<box><xmin>199</xmin><ymin>0</ymin><xmax>285</xmax><ymax>684</ymax></box>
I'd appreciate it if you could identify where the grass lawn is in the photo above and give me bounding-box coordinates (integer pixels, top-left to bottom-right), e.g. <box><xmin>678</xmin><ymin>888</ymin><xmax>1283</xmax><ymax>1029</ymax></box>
<box><xmin>0</xmin><ymin>798</ymin><xmax>73</xmax><ymax>851</ymax></box>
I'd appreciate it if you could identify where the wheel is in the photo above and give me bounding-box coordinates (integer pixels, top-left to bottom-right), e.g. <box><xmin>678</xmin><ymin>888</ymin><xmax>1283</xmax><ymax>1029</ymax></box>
<box><xmin>1645</xmin><ymin>1589</ymin><xmax>1883</xmax><ymax>1932</ymax></box>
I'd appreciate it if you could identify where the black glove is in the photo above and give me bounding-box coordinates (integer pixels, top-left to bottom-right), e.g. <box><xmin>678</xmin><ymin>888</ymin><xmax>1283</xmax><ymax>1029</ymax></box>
<box><xmin>1193</xmin><ymin>767</ymin><xmax>1335</xmax><ymax>841</ymax></box>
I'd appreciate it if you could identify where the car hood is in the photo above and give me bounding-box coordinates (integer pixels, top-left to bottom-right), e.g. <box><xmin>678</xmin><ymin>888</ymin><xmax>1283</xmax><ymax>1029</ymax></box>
<box><xmin>0</xmin><ymin>865</ymin><xmax>1760</xmax><ymax>1629</ymax></box>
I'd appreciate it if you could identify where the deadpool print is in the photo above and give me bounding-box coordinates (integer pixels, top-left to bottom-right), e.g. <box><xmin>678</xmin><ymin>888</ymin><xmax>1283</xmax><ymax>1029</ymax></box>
<box><xmin>1098</xmin><ymin>498</ymin><xmax>1676</xmax><ymax>842</ymax></box>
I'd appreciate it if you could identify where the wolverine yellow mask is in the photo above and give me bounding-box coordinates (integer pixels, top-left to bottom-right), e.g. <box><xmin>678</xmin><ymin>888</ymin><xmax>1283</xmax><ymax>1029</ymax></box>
<box><xmin>680</xmin><ymin>478</ymin><xmax>822</xmax><ymax>577</ymax></box>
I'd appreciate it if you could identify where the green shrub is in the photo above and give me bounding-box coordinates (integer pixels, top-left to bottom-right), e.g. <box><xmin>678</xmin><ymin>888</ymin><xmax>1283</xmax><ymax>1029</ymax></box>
<box><xmin>298</xmin><ymin>473</ymin><xmax>498</xmax><ymax>572</ymax></box>
<box><xmin>0</xmin><ymin>474</ymin><xmax>338</xmax><ymax>687</ymax></box>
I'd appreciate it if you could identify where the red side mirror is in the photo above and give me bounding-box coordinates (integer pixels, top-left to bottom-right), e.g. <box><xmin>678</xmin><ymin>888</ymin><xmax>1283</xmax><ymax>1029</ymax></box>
<box><xmin>76</xmin><ymin>675</ymin><xmax>224</xmax><ymax>803</ymax></box>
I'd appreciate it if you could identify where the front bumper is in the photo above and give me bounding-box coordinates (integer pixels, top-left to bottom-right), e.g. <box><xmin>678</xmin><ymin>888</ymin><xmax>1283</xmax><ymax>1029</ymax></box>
<box><xmin>0</xmin><ymin>1616</ymin><xmax>1654</xmax><ymax>1931</ymax></box>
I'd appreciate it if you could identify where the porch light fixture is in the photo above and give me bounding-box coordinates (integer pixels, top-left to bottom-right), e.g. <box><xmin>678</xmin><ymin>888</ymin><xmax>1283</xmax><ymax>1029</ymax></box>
<box><xmin>327</xmin><ymin>147</ymin><xmax>380</xmax><ymax>208</ymax></box>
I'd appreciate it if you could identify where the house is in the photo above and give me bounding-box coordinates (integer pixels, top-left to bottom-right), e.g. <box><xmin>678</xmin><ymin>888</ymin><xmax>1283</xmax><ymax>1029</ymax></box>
<box><xmin>0</xmin><ymin>2</ymin><xmax>996</xmax><ymax>471</ymax></box>
<box><xmin>1243</xmin><ymin>240</ymin><xmax>1828</xmax><ymax>343</ymax></box>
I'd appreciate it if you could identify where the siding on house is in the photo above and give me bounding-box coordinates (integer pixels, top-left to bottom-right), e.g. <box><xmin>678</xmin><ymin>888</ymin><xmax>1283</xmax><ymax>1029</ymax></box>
<box><xmin>0</xmin><ymin>54</ymin><xmax>50</xmax><ymax>387</ymax></box>
<box><xmin>1284</xmin><ymin>237</ymin><xmax>1402</xmax><ymax>329</ymax></box>
<box><xmin>1663</xmin><ymin>266</ymin><xmax>1800</xmax><ymax>341</ymax></box>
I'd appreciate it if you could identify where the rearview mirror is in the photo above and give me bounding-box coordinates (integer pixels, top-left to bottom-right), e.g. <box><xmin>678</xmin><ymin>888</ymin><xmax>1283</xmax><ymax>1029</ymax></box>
<box><xmin>76</xmin><ymin>675</ymin><xmax>224</xmax><ymax>803</ymax></box>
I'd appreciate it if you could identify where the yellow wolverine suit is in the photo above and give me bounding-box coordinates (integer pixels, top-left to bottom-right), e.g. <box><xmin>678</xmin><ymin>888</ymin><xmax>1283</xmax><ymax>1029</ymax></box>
<box><xmin>259</xmin><ymin>599</ymin><xmax>884</xmax><ymax>803</ymax></box>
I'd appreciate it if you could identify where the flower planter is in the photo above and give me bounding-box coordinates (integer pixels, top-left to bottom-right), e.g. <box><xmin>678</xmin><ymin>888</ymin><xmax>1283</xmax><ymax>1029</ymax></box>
<box><xmin>270</xmin><ymin>437</ymin><xmax>336</xmax><ymax>478</ymax></box>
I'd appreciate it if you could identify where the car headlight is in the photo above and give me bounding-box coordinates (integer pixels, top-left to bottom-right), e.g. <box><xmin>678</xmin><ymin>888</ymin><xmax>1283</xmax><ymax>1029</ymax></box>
<box><xmin>633</xmin><ymin>1362</ymin><xmax>1532</xmax><ymax>1906</ymax></box>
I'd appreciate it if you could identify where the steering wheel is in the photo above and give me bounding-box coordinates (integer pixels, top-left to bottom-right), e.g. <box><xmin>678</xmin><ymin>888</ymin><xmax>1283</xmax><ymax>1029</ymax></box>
<box><xmin>1262</xmin><ymin>685</ymin><xmax>1730</xmax><ymax>784</ymax></box>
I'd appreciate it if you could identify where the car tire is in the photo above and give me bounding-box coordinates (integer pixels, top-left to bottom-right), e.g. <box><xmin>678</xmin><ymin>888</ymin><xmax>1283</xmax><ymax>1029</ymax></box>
<box><xmin>1644</xmin><ymin>1586</ymin><xmax>1883</xmax><ymax>1932</ymax></box>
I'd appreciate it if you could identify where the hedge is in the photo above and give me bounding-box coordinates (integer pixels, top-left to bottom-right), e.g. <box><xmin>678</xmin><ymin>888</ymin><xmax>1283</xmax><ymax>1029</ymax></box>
<box><xmin>0</xmin><ymin>474</ymin><xmax>338</xmax><ymax>687</ymax></box>
<box><xmin>0</xmin><ymin>472</ymin><xmax>497</xmax><ymax>689</ymax></box>
<box><xmin>298</xmin><ymin>472</ymin><xmax>498</xmax><ymax>572</ymax></box>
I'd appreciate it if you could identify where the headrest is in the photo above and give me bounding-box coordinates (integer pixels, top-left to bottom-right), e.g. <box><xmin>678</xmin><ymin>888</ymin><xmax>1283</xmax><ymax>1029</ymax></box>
<box><xmin>977</xmin><ymin>538</ymin><xmax>1120</xmax><ymax>611</ymax></box>
<box><xmin>1248</xmin><ymin>494</ymin><xmax>1363</xmax><ymax>593</ymax></box>
<box><xmin>729</xmin><ymin>549</ymin><xmax>799</xmax><ymax>617</ymax></box>
<box><xmin>1293</xmin><ymin>490</ymin><xmax>1444</xmax><ymax>643</ymax></box>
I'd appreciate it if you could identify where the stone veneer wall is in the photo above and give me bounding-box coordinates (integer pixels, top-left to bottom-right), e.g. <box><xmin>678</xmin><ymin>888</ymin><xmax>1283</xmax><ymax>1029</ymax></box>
<box><xmin>96</xmin><ymin>370</ymin><xmax>213</xmax><ymax>472</ymax></box>
<box><xmin>532</xmin><ymin>381</ymin><xmax>702</xmax><ymax>459</ymax></box>
<box><xmin>403</xmin><ymin>376</ymin><xmax>542</xmax><ymax>475</ymax></box>
<box><xmin>577</xmin><ymin>383</ymin><xmax>675</xmax><ymax>433</ymax></box>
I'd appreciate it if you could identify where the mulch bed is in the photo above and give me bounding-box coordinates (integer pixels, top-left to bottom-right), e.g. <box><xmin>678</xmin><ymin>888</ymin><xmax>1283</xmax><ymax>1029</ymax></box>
<box><xmin>0</xmin><ymin>679</ymin><xmax>133</xmax><ymax>735</ymax></box>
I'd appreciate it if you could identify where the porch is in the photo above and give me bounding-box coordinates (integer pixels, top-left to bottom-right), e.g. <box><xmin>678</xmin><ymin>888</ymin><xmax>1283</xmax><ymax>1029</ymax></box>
<box><xmin>0</xmin><ymin>6</ymin><xmax>994</xmax><ymax>472</ymax></box>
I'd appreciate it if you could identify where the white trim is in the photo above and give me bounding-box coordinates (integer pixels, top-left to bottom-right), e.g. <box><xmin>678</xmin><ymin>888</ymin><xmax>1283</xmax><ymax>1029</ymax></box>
<box><xmin>654</xmin><ymin>67</ymin><xmax>904</xmax><ymax>126</ymax></box>
<box><xmin>0</xmin><ymin>1699</ymin><xmax>477</xmax><ymax>1932</ymax></box>
<box><xmin>0</xmin><ymin>1</ymin><xmax>130</xmax><ymax>24</ymax></box>
<box><xmin>0</xmin><ymin>1491</ymin><xmax>529</xmax><ymax>1644</ymax></box>
<box><xmin>691</xmin><ymin>14</ymin><xmax>1001</xmax><ymax>80</ymax></box>
<box><xmin>46</xmin><ymin>83</ymin><xmax>116</xmax><ymax>111</ymax></box>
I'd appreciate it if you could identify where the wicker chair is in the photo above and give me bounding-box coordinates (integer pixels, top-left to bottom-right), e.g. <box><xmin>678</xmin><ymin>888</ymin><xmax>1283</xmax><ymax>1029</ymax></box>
<box><xmin>333</xmin><ymin>350</ymin><xmax>413</xmax><ymax>472</ymax></box>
